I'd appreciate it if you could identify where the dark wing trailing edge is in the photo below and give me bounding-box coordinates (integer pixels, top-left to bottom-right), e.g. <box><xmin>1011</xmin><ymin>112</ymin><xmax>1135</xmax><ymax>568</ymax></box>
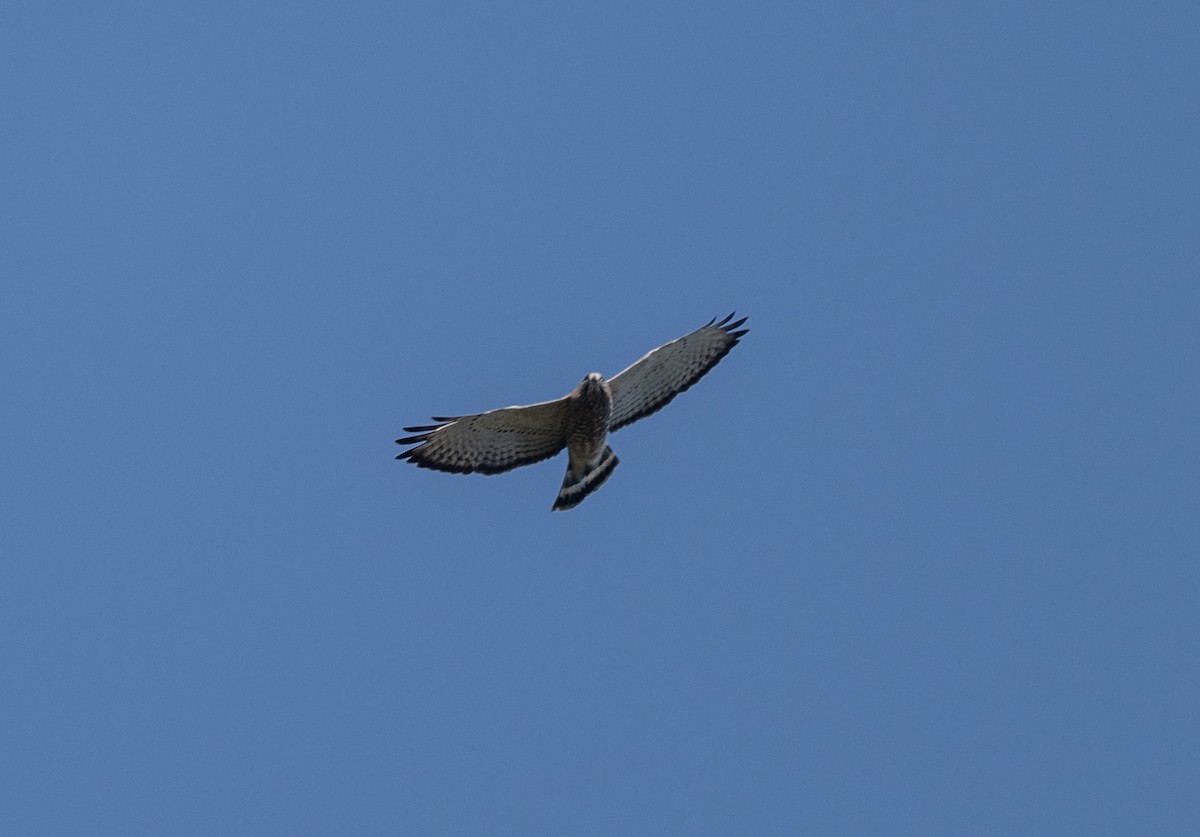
<box><xmin>395</xmin><ymin>398</ymin><xmax>570</xmax><ymax>475</ymax></box>
<box><xmin>606</xmin><ymin>312</ymin><xmax>748</xmax><ymax>432</ymax></box>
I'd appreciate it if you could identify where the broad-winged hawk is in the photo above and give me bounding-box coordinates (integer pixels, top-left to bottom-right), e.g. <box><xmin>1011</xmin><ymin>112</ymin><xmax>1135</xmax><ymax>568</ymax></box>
<box><xmin>396</xmin><ymin>312</ymin><xmax>749</xmax><ymax>510</ymax></box>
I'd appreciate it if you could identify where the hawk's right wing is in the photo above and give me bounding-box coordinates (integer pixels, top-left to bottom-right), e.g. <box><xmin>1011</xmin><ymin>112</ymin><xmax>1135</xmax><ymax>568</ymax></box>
<box><xmin>395</xmin><ymin>397</ymin><xmax>569</xmax><ymax>475</ymax></box>
<box><xmin>607</xmin><ymin>312</ymin><xmax>748</xmax><ymax>432</ymax></box>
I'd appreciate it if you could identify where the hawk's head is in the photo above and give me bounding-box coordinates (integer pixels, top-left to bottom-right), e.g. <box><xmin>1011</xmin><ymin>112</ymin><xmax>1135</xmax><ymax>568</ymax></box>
<box><xmin>580</xmin><ymin>372</ymin><xmax>604</xmax><ymax>391</ymax></box>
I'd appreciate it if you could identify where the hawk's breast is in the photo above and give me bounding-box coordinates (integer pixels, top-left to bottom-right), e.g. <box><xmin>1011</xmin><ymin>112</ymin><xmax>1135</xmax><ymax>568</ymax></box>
<box><xmin>566</xmin><ymin>378</ymin><xmax>613</xmax><ymax>459</ymax></box>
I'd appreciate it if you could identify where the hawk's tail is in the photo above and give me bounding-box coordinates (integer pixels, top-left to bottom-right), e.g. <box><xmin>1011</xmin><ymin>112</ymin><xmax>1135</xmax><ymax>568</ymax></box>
<box><xmin>553</xmin><ymin>445</ymin><xmax>619</xmax><ymax>511</ymax></box>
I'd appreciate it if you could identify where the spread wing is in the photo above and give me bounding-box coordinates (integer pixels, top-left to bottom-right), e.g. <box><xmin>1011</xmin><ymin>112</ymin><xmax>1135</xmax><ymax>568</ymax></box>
<box><xmin>395</xmin><ymin>397</ymin><xmax>569</xmax><ymax>475</ymax></box>
<box><xmin>607</xmin><ymin>312</ymin><xmax>749</xmax><ymax>432</ymax></box>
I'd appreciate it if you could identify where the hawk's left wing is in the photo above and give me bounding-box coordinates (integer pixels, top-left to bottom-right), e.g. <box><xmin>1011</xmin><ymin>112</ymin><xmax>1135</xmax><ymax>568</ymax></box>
<box><xmin>607</xmin><ymin>312</ymin><xmax>748</xmax><ymax>432</ymax></box>
<box><xmin>396</xmin><ymin>397</ymin><xmax>569</xmax><ymax>475</ymax></box>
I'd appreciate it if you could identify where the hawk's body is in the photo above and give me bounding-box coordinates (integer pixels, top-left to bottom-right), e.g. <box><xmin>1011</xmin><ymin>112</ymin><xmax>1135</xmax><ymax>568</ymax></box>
<box><xmin>396</xmin><ymin>313</ymin><xmax>748</xmax><ymax>510</ymax></box>
<box><xmin>556</xmin><ymin>373</ymin><xmax>618</xmax><ymax>510</ymax></box>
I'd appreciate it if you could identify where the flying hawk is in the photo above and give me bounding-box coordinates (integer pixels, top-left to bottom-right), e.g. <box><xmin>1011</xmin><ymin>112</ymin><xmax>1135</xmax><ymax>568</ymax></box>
<box><xmin>396</xmin><ymin>312</ymin><xmax>749</xmax><ymax>510</ymax></box>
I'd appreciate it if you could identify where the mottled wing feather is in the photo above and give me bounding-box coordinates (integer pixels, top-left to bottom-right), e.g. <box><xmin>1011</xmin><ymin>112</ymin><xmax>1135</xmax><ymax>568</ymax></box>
<box><xmin>395</xmin><ymin>397</ymin><xmax>569</xmax><ymax>475</ymax></box>
<box><xmin>607</xmin><ymin>312</ymin><xmax>749</xmax><ymax>432</ymax></box>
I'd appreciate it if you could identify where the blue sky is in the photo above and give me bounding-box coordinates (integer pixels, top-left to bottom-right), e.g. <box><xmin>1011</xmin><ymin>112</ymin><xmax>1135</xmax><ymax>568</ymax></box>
<box><xmin>3</xmin><ymin>2</ymin><xmax>1198</xmax><ymax>834</ymax></box>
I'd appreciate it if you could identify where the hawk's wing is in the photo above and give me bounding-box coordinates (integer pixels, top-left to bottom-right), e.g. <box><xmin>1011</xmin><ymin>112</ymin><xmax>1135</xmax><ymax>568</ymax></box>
<box><xmin>395</xmin><ymin>397</ymin><xmax>569</xmax><ymax>475</ymax></box>
<box><xmin>607</xmin><ymin>312</ymin><xmax>749</xmax><ymax>432</ymax></box>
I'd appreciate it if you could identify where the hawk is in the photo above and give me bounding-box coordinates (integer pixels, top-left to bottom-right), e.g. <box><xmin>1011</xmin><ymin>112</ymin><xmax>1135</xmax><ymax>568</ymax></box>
<box><xmin>396</xmin><ymin>312</ymin><xmax>749</xmax><ymax>510</ymax></box>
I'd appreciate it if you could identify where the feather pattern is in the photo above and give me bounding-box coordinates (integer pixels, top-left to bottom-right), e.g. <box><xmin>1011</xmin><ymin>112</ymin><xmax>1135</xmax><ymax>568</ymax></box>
<box><xmin>395</xmin><ymin>398</ymin><xmax>569</xmax><ymax>475</ymax></box>
<box><xmin>607</xmin><ymin>312</ymin><xmax>749</xmax><ymax>432</ymax></box>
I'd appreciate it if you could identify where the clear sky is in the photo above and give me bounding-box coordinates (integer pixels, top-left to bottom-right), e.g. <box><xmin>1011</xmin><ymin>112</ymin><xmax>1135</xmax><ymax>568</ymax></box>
<box><xmin>3</xmin><ymin>2</ymin><xmax>1198</xmax><ymax>834</ymax></box>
